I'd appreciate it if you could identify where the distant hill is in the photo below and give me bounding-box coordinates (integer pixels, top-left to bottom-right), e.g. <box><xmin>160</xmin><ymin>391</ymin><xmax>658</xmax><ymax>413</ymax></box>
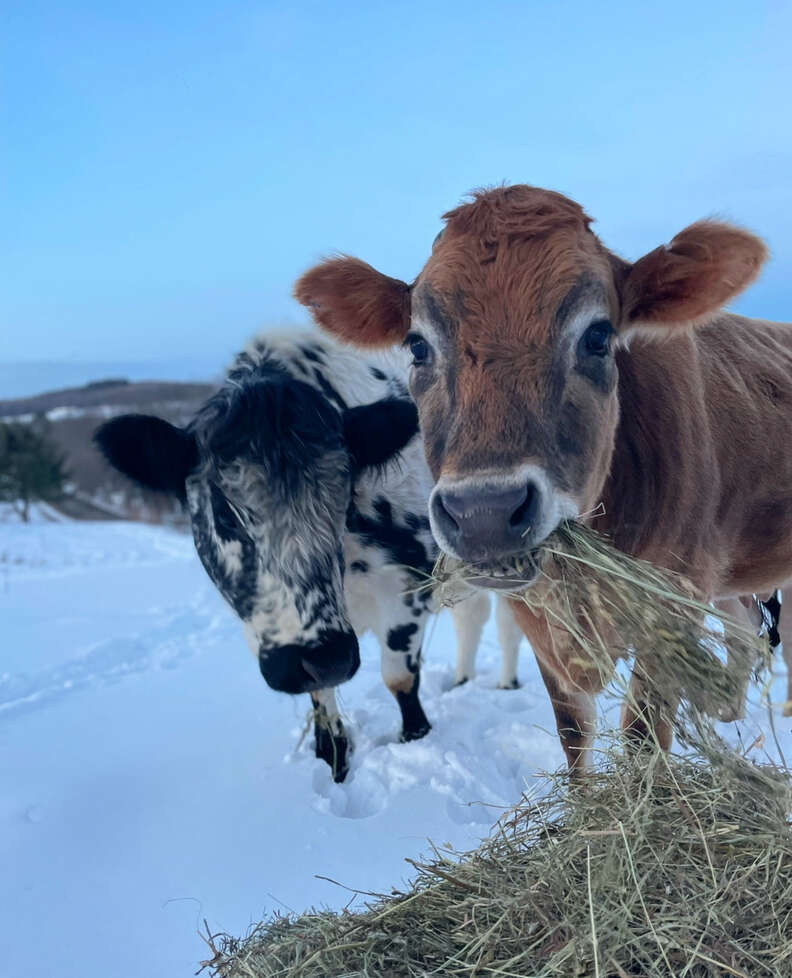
<box><xmin>0</xmin><ymin>377</ymin><xmax>216</xmax><ymax>524</ymax></box>
<box><xmin>0</xmin><ymin>359</ymin><xmax>222</xmax><ymax>400</ymax></box>
<box><xmin>0</xmin><ymin>379</ymin><xmax>216</xmax><ymax>419</ymax></box>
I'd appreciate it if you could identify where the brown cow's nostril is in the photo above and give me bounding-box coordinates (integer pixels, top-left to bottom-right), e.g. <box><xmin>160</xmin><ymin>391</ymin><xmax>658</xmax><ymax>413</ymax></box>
<box><xmin>509</xmin><ymin>483</ymin><xmax>538</xmax><ymax>530</ymax></box>
<box><xmin>435</xmin><ymin>493</ymin><xmax>460</xmax><ymax>531</ymax></box>
<box><xmin>436</xmin><ymin>491</ymin><xmax>470</xmax><ymax>527</ymax></box>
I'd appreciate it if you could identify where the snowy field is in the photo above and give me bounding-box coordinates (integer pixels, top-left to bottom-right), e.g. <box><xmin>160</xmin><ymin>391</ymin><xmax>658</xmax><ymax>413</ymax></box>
<box><xmin>2</xmin><ymin>516</ymin><xmax>790</xmax><ymax>978</ymax></box>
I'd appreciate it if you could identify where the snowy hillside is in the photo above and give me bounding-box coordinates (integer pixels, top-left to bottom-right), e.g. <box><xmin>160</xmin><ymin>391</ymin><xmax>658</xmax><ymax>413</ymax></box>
<box><xmin>0</xmin><ymin>359</ymin><xmax>221</xmax><ymax>400</ymax></box>
<box><xmin>0</xmin><ymin>378</ymin><xmax>217</xmax><ymax>525</ymax></box>
<box><xmin>2</xmin><ymin>518</ymin><xmax>789</xmax><ymax>978</ymax></box>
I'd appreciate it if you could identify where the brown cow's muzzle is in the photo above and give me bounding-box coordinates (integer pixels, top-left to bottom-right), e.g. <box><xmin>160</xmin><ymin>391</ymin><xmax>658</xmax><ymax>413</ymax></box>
<box><xmin>430</xmin><ymin>477</ymin><xmax>543</xmax><ymax>564</ymax></box>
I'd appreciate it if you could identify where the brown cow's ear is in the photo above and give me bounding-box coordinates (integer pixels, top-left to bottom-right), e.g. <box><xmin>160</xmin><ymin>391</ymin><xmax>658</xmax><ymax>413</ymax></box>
<box><xmin>294</xmin><ymin>256</ymin><xmax>411</xmax><ymax>348</ymax></box>
<box><xmin>619</xmin><ymin>221</ymin><xmax>768</xmax><ymax>334</ymax></box>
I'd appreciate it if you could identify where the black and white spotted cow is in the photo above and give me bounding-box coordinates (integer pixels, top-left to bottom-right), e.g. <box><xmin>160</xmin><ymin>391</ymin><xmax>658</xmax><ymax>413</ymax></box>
<box><xmin>95</xmin><ymin>331</ymin><xmax>522</xmax><ymax>781</ymax></box>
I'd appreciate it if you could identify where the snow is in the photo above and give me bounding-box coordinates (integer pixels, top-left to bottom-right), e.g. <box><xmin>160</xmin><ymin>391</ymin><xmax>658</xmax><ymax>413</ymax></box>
<box><xmin>0</xmin><ymin>502</ymin><xmax>69</xmax><ymax>525</ymax></box>
<box><xmin>2</xmin><ymin>518</ymin><xmax>790</xmax><ymax>978</ymax></box>
<box><xmin>0</xmin><ymin>402</ymin><xmax>211</xmax><ymax>425</ymax></box>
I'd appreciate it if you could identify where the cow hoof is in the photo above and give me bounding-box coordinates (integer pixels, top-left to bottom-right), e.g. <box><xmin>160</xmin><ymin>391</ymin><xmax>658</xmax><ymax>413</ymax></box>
<box><xmin>498</xmin><ymin>678</ymin><xmax>521</xmax><ymax>690</ymax></box>
<box><xmin>453</xmin><ymin>676</ymin><xmax>469</xmax><ymax>688</ymax></box>
<box><xmin>315</xmin><ymin>725</ymin><xmax>350</xmax><ymax>783</ymax></box>
<box><xmin>401</xmin><ymin>722</ymin><xmax>431</xmax><ymax>743</ymax></box>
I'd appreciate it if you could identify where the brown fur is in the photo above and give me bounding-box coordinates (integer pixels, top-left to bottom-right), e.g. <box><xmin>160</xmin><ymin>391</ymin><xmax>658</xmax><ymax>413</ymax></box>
<box><xmin>294</xmin><ymin>256</ymin><xmax>410</xmax><ymax>347</ymax></box>
<box><xmin>622</xmin><ymin>221</ymin><xmax>768</xmax><ymax>328</ymax></box>
<box><xmin>296</xmin><ymin>185</ymin><xmax>792</xmax><ymax>768</ymax></box>
<box><xmin>386</xmin><ymin>674</ymin><xmax>417</xmax><ymax>696</ymax></box>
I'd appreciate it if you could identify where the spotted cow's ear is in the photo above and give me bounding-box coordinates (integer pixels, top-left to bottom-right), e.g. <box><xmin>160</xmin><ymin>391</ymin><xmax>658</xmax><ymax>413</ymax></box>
<box><xmin>343</xmin><ymin>398</ymin><xmax>419</xmax><ymax>472</ymax></box>
<box><xmin>294</xmin><ymin>256</ymin><xmax>411</xmax><ymax>348</ymax></box>
<box><xmin>94</xmin><ymin>414</ymin><xmax>198</xmax><ymax>499</ymax></box>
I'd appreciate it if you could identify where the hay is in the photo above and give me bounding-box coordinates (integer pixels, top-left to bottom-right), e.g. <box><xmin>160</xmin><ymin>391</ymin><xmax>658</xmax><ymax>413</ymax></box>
<box><xmin>200</xmin><ymin>525</ymin><xmax>788</xmax><ymax>978</ymax></box>
<box><xmin>429</xmin><ymin>522</ymin><xmax>769</xmax><ymax>718</ymax></box>
<box><xmin>201</xmin><ymin>733</ymin><xmax>792</xmax><ymax>978</ymax></box>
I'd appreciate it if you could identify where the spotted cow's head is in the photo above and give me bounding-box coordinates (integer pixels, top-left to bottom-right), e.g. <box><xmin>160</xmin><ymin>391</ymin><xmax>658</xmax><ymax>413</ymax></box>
<box><xmin>94</xmin><ymin>370</ymin><xmax>417</xmax><ymax>693</ymax></box>
<box><xmin>296</xmin><ymin>185</ymin><xmax>766</xmax><ymax>583</ymax></box>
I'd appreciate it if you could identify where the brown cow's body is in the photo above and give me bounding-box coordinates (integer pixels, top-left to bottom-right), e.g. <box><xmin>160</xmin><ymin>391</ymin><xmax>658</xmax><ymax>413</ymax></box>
<box><xmin>600</xmin><ymin>316</ymin><xmax>792</xmax><ymax>599</ymax></box>
<box><xmin>296</xmin><ymin>185</ymin><xmax>792</xmax><ymax>769</ymax></box>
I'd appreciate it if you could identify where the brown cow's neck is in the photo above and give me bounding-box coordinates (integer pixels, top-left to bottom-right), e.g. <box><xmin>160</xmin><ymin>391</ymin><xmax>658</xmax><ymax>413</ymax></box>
<box><xmin>594</xmin><ymin>336</ymin><xmax>720</xmax><ymax>581</ymax></box>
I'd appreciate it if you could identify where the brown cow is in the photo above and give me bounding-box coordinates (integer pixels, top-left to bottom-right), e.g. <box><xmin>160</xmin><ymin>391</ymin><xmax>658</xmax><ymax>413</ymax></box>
<box><xmin>295</xmin><ymin>185</ymin><xmax>792</xmax><ymax>770</ymax></box>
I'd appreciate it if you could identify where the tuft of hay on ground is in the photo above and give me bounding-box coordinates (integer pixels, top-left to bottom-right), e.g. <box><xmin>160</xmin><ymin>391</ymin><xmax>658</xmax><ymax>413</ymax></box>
<box><xmin>200</xmin><ymin>526</ymin><xmax>784</xmax><ymax>978</ymax></box>
<box><xmin>201</xmin><ymin>732</ymin><xmax>792</xmax><ymax>978</ymax></box>
<box><xmin>430</xmin><ymin>522</ymin><xmax>769</xmax><ymax>717</ymax></box>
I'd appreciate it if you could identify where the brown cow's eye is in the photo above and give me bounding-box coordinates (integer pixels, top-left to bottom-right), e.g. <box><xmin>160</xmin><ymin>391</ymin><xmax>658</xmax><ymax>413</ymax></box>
<box><xmin>407</xmin><ymin>334</ymin><xmax>431</xmax><ymax>366</ymax></box>
<box><xmin>581</xmin><ymin>321</ymin><xmax>613</xmax><ymax>357</ymax></box>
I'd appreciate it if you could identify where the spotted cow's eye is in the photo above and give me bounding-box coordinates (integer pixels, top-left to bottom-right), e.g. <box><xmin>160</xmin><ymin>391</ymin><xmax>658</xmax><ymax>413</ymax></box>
<box><xmin>407</xmin><ymin>333</ymin><xmax>431</xmax><ymax>366</ymax></box>
<box><xmin>581</xmin><ymin>320</ymin><xmax>613</xmax><ymax>357</ymax></box>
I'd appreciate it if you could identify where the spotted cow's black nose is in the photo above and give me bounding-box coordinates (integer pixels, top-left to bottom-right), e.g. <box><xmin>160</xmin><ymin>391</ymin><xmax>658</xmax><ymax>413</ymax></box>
<box><xmin>431</xmin><ymin>481</ymin><xmax>542</xmax><ymax>562</ymax></box>
<box><xmin>259</xmin><ymin>630</ymin><xmax>360</xmax><ymax>694</ymax></box>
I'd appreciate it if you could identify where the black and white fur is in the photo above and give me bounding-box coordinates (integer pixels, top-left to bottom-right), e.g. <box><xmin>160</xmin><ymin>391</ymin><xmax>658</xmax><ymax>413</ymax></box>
<box><xmin>95</xmin><ymin>331</ymin><xmax>522</xmax><ymax>781</ymax></box>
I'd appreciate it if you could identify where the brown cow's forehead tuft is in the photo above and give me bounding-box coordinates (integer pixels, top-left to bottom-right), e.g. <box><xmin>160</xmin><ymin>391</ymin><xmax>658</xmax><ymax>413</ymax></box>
<box><xmin>441</xmin><ymin>185</ymin><xmax>592</xmax><ymax>239</ymax></box>
<box><xmin>414</xmin><ymin>185</ymin><xmax>612</xmax><ymax>349</ymax></box>
<box><xmin>415</xmin><ymin>239</ymin><xmax>611</xmax><ymax>348</ymax></box>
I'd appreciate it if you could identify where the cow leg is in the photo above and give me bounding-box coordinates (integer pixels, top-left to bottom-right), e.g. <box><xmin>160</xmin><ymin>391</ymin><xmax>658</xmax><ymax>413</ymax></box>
<box><xmin>715</xmin><ymin>596</ymin><xmax>761</xmax><ymax>722</ymax></box>
<box><xmin>770</xmin><ymin>591</ymin><xmax>792</xmax><ymax>716</ymax></box>
<box><xmin>745</xmin><ymin>588</ymin><xmax>790</xmax><ymax>716</ymax></box>
<box><xmin>509</xmin><ymin>601</ymin><xmax>604</xmax><ymax>776</ymax></box>
<box><xmin>378</xmin><ymin>619</ymin><xmax>432</xmax><ymax>743</ymax></box>
<box><xmin>535</xmin><ymin>655</ymin><xmax>597</xmax><ymax>778</ymax></box>
<box><xmin>450</xmin><ymin>589</ymin><xmax>490</xmax><ymax>685</ymax></box>
<box><xmin>782</xmin><ymin>649</ymin><xmax>792</xmax><ymax>718</ymax></box>
<box><xmin>621</xmin><ymin>662</ymin><xmax>680</xmax><ymax>752</ymax></box>
<box><xmin>495</xmin><ymin>596</ymin><xmax>523</xmax><ymax>689</ymax></box>
<box><xmin>310</xmin><ymin>688</ymin><xmax>350</xmax><ymax>783</ymax></box>
<box><xmin>718</xmin><ymin>590</ymin><xmax>789</xmax><ymax>719</ymax></box>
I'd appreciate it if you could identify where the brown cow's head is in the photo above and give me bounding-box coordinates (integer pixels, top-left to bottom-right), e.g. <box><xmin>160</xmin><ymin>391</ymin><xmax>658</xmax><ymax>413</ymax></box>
<box><xmin>296</xmin><ymin>186</ymin><xmax>767</xmax><ymax>581</ymax></box>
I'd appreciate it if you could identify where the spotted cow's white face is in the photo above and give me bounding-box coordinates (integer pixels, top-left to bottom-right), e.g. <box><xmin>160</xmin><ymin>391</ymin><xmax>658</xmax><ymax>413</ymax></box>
<box><xmin>187</xmin><ymin>431</ymin><xmax>359</xmax><ymax>694</ymax></box>
<box><xmin>186</xmin><ymin>369</ymin><xmax>361</xmax><ymax>694</ymax></box>
<box><xmin>94</xmin><ymin>358</ymin><xmax>422</xmax><ymax>697</ymax></box>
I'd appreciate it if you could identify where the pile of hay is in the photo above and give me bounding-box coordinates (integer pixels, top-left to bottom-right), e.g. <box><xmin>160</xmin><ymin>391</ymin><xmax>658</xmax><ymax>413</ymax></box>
<box><xmin>201</xmin><ymin>526</ymin><xmax>785</xmax><ymax>978</ymax></box>
<box><xmin>430</xmin><ymin>522</ymin><xmax>768</xmax><ymax>715</ymax></box>
<box><xmin>202</xmin><ymin>735</ymin><xmax>792</xmax><ymax>978</ymax></box>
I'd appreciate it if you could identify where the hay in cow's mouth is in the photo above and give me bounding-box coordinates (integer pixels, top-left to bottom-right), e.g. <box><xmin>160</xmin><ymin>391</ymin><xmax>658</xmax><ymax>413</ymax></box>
<box><xmin>446</xmin><ymin>549</ymin><xmax>544</xmax><ymax>592</ymax></box>
<box><xmin>429</xmin><ymin>521</ymin><xmax>768</xmax><ymax>717</ymax></box>
<box><xmin>200</xmin><ymin>729</ymin><xmax>792</xmax><ymax>978</ymax></box>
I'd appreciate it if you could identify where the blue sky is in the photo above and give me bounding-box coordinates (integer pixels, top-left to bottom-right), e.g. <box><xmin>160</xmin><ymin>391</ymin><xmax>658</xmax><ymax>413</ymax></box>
<box><xmin>3</xmin><ymin>0</ymin><xmax>791</xmax><ymax>367</ymax></box>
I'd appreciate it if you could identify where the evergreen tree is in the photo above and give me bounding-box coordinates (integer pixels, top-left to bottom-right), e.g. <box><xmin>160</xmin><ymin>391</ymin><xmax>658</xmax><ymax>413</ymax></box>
<box><xmin>0</xmin><ymin>421</ymin><xmax>67</xmax><ymax>521</ymax></box>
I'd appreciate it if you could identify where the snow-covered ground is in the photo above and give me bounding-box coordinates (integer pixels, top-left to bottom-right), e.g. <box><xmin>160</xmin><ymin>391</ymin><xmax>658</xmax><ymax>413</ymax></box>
<box><xmin>2</xmin><ymin>518</ymin><xmax>790</xmax><ymax>978</ymax></box>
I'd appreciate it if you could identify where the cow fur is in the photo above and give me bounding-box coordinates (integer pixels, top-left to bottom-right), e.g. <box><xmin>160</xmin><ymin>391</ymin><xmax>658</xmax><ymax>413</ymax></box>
<box><xmin>96</xmin><ymin>330</ymin><xmax>521</xmax><ymax>781</ymax></box>
<box><xmin>295</xmin><ymin>185</ymin><xmax>792</xmax><ymax>771</ymax></box>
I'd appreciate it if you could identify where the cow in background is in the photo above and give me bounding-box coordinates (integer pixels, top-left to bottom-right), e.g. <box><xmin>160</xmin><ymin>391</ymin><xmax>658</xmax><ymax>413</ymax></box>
<box><xmin>719</xmin><ymin>591</ymin><xmax>789</xmax><ymax>721</ymax></box>
<box><xmin>96</xmin><ymin>331</ymin><xmax>523</xmax><ymax>782</ymax></box>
